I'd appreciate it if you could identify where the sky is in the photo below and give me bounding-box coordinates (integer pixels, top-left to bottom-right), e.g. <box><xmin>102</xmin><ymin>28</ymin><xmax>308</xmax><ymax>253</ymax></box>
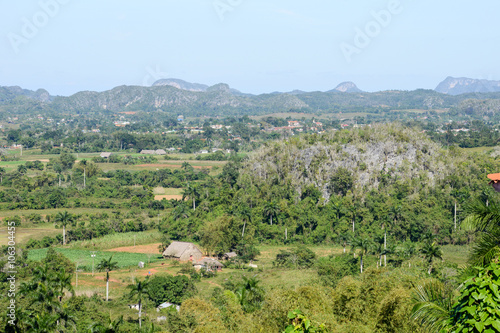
<box><xmin>1</xmin><ymin>0</ymin><xmax>499</xmax><ymax>96</ymax></box>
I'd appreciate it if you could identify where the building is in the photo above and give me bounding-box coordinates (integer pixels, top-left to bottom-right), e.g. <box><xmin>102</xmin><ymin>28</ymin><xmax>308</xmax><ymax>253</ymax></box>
<box><xmin>193</xmin><ymin>258</ymin><xmax>224</xmax><ymax>271</ymax></box>
<box><xmin>140</xmin><ymin>150</ymin><xmax>156</xmax><ymax>155</ymax></box>
<box><xmin>100</xmin><ymin>152</ymin><xmax>113</xmax><ymax>159</ymax></box>
<box><xmin>157</xmin><ymin>302</ymin><xmax>180</xmax><ymax>312</ymax></box>
<box><xmin>222</xmin><ymin>252</ymin><xmax>237</xmax><ymax>260</ymax></box>
<box><xmin>162</xmin><ymin>241</ymin><xmax>203</xmax><ymax>262</ymax></box>
<box><xmin>177</xmin><ymin>115</ymin><xmax>184</xmax><ymax>122</ymax></box>
<box><xmin>155</xmin><ymin>149</ymin><xmax>167</xmax><ymax>155</ymax></box>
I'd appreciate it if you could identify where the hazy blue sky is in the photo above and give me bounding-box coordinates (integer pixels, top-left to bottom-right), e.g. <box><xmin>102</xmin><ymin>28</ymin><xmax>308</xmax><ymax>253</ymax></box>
<box><xmin>1</xmin><ymin>0</ymin><xmax>499</xmax><ymax>96</ymax></box>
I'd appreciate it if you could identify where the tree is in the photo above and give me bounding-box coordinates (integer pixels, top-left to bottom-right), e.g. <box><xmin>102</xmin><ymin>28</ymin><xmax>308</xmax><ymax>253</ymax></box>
<box><xmin>89</xmin><ymin>315</ymin><xmax>124</xmax><ymax>333</ymax></box>
<box><xmin>351</xmin><ymin>237</ymin><xmax>373</xmax><ymax>273</ymax></box>
<box><xmin>448</xmin><ymin>261</ymin><xmax>500</xmax><ymax>332</ymax></box>
<box><xmin>237</xmin><ymin>204</ymin><xmax>252</xmax><ymax>237</ymax></box>
<box><xmin>182</xmin><ymin>183</ymin><xmax>199</xmax><ymax>210</ymax></box>
<box><xmin>410</xmin><ymin>280</ymin><xmax>455</xmax><ymax>333</ymax></box>
<box><xmin>181</xmin><ymin>162</ymin><xmax>193</xmax><ymax>172</ymax></box>
<box><xmin>463</xmin><ymin>198</ymin><xmax>500</xmax><ymax>266</ymax></box>
<box><xmin>329</xmin><ymin>167</ymin><xmax>354</xmax><ymax>196</ymax></box>
<box><xmin>382</xmin><ymin>213</ymin><xmax>397</xmax><ymax>267</ymax></box>
<box><xmin>59</xmin><ymin>152</ymin><xmax>76</xmax><ymax>170</ymax></box>
<box><xmin>55</xmin><ymin>211</ymin><xmax>73</xmax><ymax>245</ymax></box>
<box><xmin>263</xmin><ymin>200</ymin><xmax>279</xmax><ymax>226</ymax></box>
<box><xmin>284</xmin><ymin>310</ymin><xmax>327</xmax><ymax>333</ymax></box>
<box><xmin>273</xmin><ymin>246</ymin><xmax>316</xmax><ymax>269</ymax></box>
<box><xmin>419</xmin><ymin>241</ymin><xmax>442</xmax><ymax>275</ymax></box>
<box><xmin>147</xmin><ymin>275</ymin><xmax>196</xmax><ymax>306</ymax></box>
<box><xmin>235</xmin><ymin>275</ymin><xmax>265</xmax><ymax>313</ymax></box>
<box><xmin>128</xmin><ymin>277</ymin><xmax>150</xmax><ymax>328</ymax></box>
<box><xmin>17</xmin><ymin>164</ymin><xmax>27</xmax><ymax>174</ymax></box>
<box><xmin>18</xmin><ymin>262</ymin><xmax>76</xmax><ymax>332</ymax></box>
<box><xmin>97</xmin><ymin>256</ymin><xmax>119</xmax><ymax>301</ymax></box>
<box><xmin>54</xmin><ymin>268</ymin><xmax>74</xmax><ymax>302</ymax></box>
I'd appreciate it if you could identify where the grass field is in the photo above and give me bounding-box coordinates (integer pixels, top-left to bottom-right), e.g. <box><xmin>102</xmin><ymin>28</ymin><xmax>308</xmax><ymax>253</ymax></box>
<box><xmin>28</xmin><ymin>247</ymin><xmax>163</xmax><ymax>270</ymax></box>
<box><xmin>0</xmin><ymin>226</ymin><xmax>60</xmax><ymax>246</ymax></box>
<box><xmin>67</xmin><ymin>230</ymin><xmax>163</xmax><ymax>250</ymax></box>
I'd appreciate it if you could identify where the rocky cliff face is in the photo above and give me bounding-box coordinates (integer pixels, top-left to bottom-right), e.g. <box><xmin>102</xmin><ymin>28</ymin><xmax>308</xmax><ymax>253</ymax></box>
<box><xmin>242</xmin><ymin>124</ymin><xmax>451</xmax><ymax>200</ymax></box>
<box><xmin>435</xmin><ymin>77</ymin><xmax>500</xmax><ymax>95</ymax></box>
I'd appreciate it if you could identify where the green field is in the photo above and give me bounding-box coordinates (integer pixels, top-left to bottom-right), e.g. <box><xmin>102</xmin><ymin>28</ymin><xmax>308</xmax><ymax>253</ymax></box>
<box><xmin>67</xmin><ymin>230</ymin><xmax>163</xmax><ymax>250</ymax></box>
<box><xmin>28</xmin><ymin>247</ymin><xmax>163</xmax><ymax>270</ymax></box>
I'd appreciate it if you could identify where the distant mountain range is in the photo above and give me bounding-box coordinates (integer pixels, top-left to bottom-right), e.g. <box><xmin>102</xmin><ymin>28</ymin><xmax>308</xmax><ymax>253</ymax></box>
<box><xmin>2</xmin><ymin>77</ymin><xmax>500</xmax><ymax>117</ymax></box>
<box><xmin>435</xmin><ymin>76</ymin><xmax>500</xmax><ymax>95</ymax></box>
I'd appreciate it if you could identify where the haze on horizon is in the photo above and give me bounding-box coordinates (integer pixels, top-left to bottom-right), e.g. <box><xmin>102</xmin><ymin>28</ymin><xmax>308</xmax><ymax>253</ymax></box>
<box><xmin>1</xmin><ymin>0</ymin><xmax>499</xmax><ymax>96</ymax></box>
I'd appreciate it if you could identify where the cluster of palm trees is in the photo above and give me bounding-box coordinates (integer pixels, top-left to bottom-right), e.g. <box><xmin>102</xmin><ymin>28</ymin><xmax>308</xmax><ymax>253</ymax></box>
<box><xmin>17</xmin><ymin>263</ymin><xmax>75</xmax><ymax>332</ymax></box>
<box><xmin>344</xmin><ymin>233</ymin><xmax>441</xmax><ymax>275</ymax></box>
<box><xmin>16</xmin><ymin>256</ymin><xmax>154</xmax><ymax>331</ymax></box>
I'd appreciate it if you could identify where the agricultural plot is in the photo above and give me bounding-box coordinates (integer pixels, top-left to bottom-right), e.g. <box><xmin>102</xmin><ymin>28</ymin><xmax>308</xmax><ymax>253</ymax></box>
<box><xmin>28</xmin><ymin>248</ymin><xmax>163</xmax><ymax>270</ymax></box>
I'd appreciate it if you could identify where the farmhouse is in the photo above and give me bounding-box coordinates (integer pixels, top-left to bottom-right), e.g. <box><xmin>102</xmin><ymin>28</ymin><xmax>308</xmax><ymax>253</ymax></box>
<box><xmin>140</xmin><ymin>150</ymin><xmax>156</xmax><ymax>154</ymax></box>
<box><xmin>162</xmin><ymin>241</ymin><xmax>203</xmax><ymax>262</ymax></box>
<box><xmin>193</xmin><ymin>258</ymin><xmax>224</xmax><ymax>271</ymax></box>
<box><xmin>100</xmin><ymin>152</ymin><xmax>113</xmax><ymax>159</ymax></box>
<box><xmin>157</xmin><ymin>302</ymin><xmax>180</xmax><ymax>312</ymax></box>
<box><xmin>222</xmin><ymin>252</ymin><xmax>237</xmax><ymax>260</ymax></box>
<box><xmin>155</xmin><ymin>149</ymin><xmax>167</xmax><ymax>155</ymax></box>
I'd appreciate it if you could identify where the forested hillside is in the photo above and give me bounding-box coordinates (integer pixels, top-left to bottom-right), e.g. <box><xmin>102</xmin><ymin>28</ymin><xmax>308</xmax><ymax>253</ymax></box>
<box><xmin>158</xmin><ymin>124</ymin><xmax>498</xmax><ymax>247</ymax></box>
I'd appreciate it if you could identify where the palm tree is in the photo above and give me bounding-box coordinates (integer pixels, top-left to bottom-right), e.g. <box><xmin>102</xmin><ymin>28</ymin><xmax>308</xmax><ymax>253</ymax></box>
<box><xmin>382</xmin><ymin>215</ymin><xmax>396</xmax><ymax>267</ymax></box>
<box><xmin>55</xmin><ymin>211</ymin><xmax>73</xmax><ymax>245</ymax></box>
<box><xmin>402</xmin><ymin>241</ymin><xmax>417</xmax><ymax>267</ymax></box>
<box><xmin>53</xmin><ymin>268</ymin><xmax>74</xmax><ymax>302</ymax></box>
<box><xmin>238</xmin><ymin>204</ymin><xmax>252</xmax><ymax>237</ymax></box>
<box><xmin>263</xmin><ymin>200</ymin><xmax>279</xmax><ymax>226</ymax></box>
<box><xmin>97</xmin><ymin>256</ymin><xmax>119</xmax><ymax>301</ymax></box>
<box><xmin>410</xmin><ymin>280</ymin><xmax>454</xmax><ymax>332</ymax></box>
<box><xmin>336</xmin><ymin>233</ymin><xmax>351</xmax><ymax>254</ymax></box>
<box><xmin>182</xmin><ymin>183</ymin><xmax>199</xmax><ymax>210</ymax></box>
<box><xmin>89</xmin><ymin>315</ymin><xmax>124</xmax><ymax>333</ymax></box>
<box><xmin>420</xmin><ymin>241</ymin><xmax>443</xmax><ymax>275</ymax></box>
<box><xmin>374</xmin><ymin>234</ymin><xmax>385</xmax><ymax>267</ymax></box>
<box><xmin>181</xmin><ymin>161</ymin><xmax>192</xmax><ymax>171</ymax></box>
<box><xmin>463</xmin><ymin>198</ymin><xmax>500</xmax><ymax>266</ymax></box>
<box><xmin>235</xmin><ymin>275</ymin><xmax>264</xmax><ymax>312</ymax></box>
<box><xmin>128</xmin><ymin>277</ymin><xmax>150</xmax><ymax>328</ymax></box>
<box><xmin>171</xmin><ymin>203</ymin><xmax>190</xmax><ymax>221</ymax></box>
<box><xmin>0</xmin><ymin>166</ymin><xmax>5</xmax><ymax>183</ymax></box>
<box><xmin>351</xmin><ymin>237</ymin><xmax>374</xmax><ymax>273</ymax></box>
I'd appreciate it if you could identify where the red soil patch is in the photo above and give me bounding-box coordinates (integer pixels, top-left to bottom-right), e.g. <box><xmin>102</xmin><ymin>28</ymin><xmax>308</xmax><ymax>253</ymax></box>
<box><xmin>118</xmin><ymin>111</ymin><xmax>137</xmax><ymax>115</ymax></box>
<box><xmin>27</xmin><ymin>159</ymin><xmax>49</xmax><ymax>162</ymax></box>
<box><xmin>137</xmin><ymin>163</ymin><xmax>211</xmax><ymax>169</ymax></box>
<box><xmin>107</xmin><ymin>243</ymin><xmax>162</xmax><ymax>254</ymax></box>
<box><xmin>155</xmin><ymin>194</ymin><xmax>183</xmax><ymax>201</ymax></box>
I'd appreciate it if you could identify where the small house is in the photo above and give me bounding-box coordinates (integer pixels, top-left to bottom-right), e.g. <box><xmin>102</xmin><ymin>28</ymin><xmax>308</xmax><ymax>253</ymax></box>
<box><xmin>100</xmin><ymin>152</ymin><xmax>113</xmax><ymax>159</ymax></box>
<box><xmin>140</xmin><ymin>150</ymin><xmax>155</xmax><ymax>155</ymax></box>
<box><xmin>222</xmin><ymin>252</ymin><xmax>237</xmax><ymax>260</ymax></box>
<box><xmin>193</xmin><ymin>258</ymin><xmax>224</xmax><ymax>271</ymax></box>
<box><xmin>162</xmin><ymin>241</ymin><xmax>203</xmax><ymax>262</ymax></box>
<box><xmin>157</xmin><ymin>302</ymin><xmax>180</xmax><ymax>312</ymax></box>
<box><xmin>155</xmin><ymin>149</ymin><xmax>167</xmax><ymax>155</ymax></box>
